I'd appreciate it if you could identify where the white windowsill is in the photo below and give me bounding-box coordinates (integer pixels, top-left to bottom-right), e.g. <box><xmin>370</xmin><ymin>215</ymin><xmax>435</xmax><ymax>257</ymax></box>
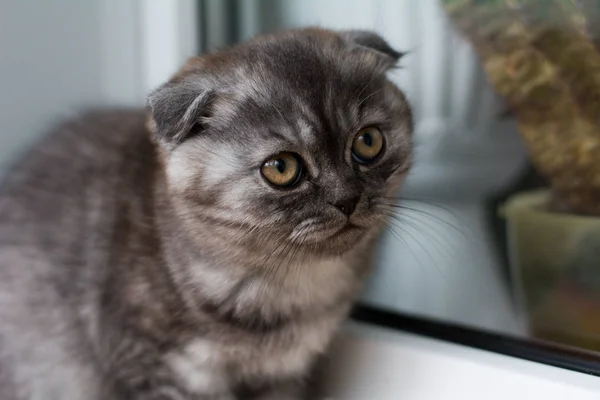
<box><xmin>325</xmin><ymin>322</ymin><xmax>600</xmax><ymax>400</ymax></box>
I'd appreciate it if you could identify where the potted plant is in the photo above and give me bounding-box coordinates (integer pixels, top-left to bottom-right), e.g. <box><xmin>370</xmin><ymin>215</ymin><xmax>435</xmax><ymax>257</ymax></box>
<box><xmin>442</xmin><ymin>0</ymin><xmax>600</xmax><ymax>350</ymax></box>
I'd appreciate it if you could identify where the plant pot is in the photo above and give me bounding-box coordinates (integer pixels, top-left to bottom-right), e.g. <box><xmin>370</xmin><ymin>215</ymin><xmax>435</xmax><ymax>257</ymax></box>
<box><xmin>504</xmin><ymin>190</ymin><xmax>600</xmax><ymax>351</ymax></box>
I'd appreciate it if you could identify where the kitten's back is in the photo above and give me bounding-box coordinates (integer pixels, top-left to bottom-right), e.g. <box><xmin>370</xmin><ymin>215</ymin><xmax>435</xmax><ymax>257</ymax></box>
<box><xmin>0</xmin><ymin>109</ymin><xmax>151</xmax><ymax>245</ymax></box>
<box><xmin>0</xmin><ymin>109</ymin><xmax>152</xmax><ymax>400</ymax></box>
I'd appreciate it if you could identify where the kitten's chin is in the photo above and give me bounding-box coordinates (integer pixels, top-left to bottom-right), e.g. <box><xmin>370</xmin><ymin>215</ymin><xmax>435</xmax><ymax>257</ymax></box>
<box><xmin>293</xmin><ymin>223</ymin><xmax>371</xmax><ymax>257</ymax></box>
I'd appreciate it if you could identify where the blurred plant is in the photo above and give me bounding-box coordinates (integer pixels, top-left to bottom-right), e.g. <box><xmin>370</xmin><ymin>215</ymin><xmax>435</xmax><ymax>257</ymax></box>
<box><xmin>443</xmin><ymin>0</ymin><xmax>600</xmax><ymax>215</ymax></box>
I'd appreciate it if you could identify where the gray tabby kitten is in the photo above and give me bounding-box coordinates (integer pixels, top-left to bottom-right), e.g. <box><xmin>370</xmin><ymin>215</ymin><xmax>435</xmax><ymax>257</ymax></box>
<box><xmin>0</xmin><ymin>28</ymin><xmax>412</xmax><ymax>400</ymax></box>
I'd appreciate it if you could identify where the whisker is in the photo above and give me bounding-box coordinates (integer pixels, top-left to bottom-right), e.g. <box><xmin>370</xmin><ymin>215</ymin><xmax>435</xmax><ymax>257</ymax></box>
<box><xmin>272</xmin><ymin>237</ymin><xmax>304</xmax><ymax>299</ymax></box>
<box><xmin>376</xmin><ymin>200</ymin><xmax>467</xmax><ymax>237</ymax></box>
<box><xmin>303</xmin><ymin>241</ymin><xmax>318</xmax><ymax>310</ymax></box>
<box><xmin>255</xmin><ymin>234</ymin><xmax>291</xmax><ymax>298</ymax></box>
<box><xmin>350</xmin><ymin>72</ymin><xmax>379</xmax><ymax>106</ymax></box>
<box><xmin>380</xmin><ymin>209</ymin><xmax>449</xmax><ymax>281</ymax></box>
<box><xmin>377</xmin><ymin>215</ymin><xmax>428</xmax><ymax>274</ymax></box>
<box><xmin>270</xmin><ymin>102</ymin><xmax>291</xmax><ymax>127</ymax></box>
<box><xmin>356</xmin><ymin>88</ymin><xmax>383</xmax><ymax>109</ymax></box>
<box><xmin>379</xmin><ymin>206</ymin><xmax>461</xmax><ymax>262</ymax></box>
<box><xmin>387</xmin><ymin>214</ymin><xmax>453</xmax><ymax>279</ymax></box>
<box><xmin>380</xmin><ymin>196</ymin><xmax>464</xmax><ymax>224</ymax></box>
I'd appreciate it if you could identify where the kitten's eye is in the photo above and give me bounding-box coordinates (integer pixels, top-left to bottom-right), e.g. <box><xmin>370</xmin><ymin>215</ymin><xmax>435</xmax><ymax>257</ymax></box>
<box><xmin>261</xmin><ymin>152</ymin><xmax>303</xmax><ymax>188</ymax></box>
<box><xmin>352</xmin><ymin>127</ymin><xmax>384</xmax><ymax>164</ymax></box>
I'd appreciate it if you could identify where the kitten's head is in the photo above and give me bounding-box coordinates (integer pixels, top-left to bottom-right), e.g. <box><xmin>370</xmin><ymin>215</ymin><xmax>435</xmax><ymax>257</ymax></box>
<box><xmin>148</xmin><ymin>28</ymin><xmax>412</xmax><ymax>260</ymax></box>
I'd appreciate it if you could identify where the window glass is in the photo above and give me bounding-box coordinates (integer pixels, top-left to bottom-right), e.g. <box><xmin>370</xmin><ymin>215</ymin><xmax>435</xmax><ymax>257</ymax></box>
<box><xmin>204</xmin><ymin>0</ymin><xmax>600</xmax><ymax>365</ymax></box>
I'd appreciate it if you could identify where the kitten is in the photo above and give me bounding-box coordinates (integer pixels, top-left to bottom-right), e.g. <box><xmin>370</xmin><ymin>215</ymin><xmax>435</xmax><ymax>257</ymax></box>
<box><xmin>0</xmin><ymin>28</ymin><xmax>412</xmax><ymax>400</ymax></box>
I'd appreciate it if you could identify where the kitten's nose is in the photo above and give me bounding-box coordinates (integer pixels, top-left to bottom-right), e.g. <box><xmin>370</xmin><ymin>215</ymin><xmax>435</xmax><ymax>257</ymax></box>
<box><xmin>331</xmin><ymin>196</ymin><xmax>359</xmax><ymax>216</ymax></box>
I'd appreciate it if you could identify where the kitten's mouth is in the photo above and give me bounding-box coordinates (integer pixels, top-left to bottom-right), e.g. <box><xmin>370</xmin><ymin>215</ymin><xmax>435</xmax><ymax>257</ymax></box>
<box><xmin>285</xmin><ymin>219</ymin><xmax>370</xmax><ymax>256</ymax></box>
<box><xmin>320</xmin><ymin>222</ymin><xmax>367</xmax><ymax>255</ymax></box>
<box><xmin>289</xmin><ymin>219</ymin><xmax>365</xmax><ymax>246</ymax></box>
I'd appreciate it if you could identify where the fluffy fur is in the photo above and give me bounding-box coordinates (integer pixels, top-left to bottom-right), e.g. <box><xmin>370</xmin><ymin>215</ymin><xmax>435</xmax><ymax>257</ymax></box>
<box><xmin>0</xmin><ymin>28</ymin><xmax>412</xmax><ymax>399</ymax></box>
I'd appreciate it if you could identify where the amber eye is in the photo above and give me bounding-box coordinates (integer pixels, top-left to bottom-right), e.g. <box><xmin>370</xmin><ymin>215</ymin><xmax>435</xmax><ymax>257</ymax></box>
<box><xmin>351</xmin><ymin>127</ymin><xmax>384</xmax><ymax>164</ymax></box>
<box><xmin>261</xmin><ymin>152</ymin><xmax>303</xmax><ymax>187</ymax></box>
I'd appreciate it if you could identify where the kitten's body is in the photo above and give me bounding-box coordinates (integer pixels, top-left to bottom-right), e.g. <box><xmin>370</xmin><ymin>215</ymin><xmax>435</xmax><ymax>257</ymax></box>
<box><xmin>0</xmin><ymin>28</ymin><xmax>412</xmax><ymax>399</ymax></box>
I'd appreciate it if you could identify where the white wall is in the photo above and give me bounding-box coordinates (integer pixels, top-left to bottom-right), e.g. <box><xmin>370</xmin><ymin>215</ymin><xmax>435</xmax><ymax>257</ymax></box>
<box><xmin>0</xmin><ymin>0</ymin><xmax>197</xmax><ymax>173</ymax></box>
<box><xmin>0</xmin><ymin>2</ymin><xmax>108</xmax><ymax>170</ymax></box>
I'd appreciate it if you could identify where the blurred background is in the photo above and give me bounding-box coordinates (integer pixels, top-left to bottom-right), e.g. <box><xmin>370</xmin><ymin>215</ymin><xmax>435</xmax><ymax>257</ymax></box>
<box><xmin>2</xmin><ymin>0</ymin><xmax>599</xmax><ymax>354</ymax></box>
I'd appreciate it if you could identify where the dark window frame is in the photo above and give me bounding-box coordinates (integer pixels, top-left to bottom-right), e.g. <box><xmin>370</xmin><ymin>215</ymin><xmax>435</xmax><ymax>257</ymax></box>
<box><xmin>351</xmin><ymin>303</ymin><xmax>600</xmax><ymax>377</ymax></box>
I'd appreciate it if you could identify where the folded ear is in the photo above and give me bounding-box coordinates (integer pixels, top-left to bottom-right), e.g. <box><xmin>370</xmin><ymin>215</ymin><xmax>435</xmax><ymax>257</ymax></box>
<box><xmin>147</xmin><ymin>80</ymin><xmax>215</xmax><ymax>147</ymax></box>
<box><xmin>339</xmin><ymin>30</ymin><xmax>404</xmax><ymax>68</ymax></box>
